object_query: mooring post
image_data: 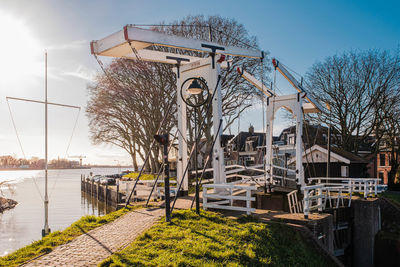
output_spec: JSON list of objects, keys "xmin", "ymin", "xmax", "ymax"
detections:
[
  {"xmin": 105, "ymin": 184, "xmax": 108, "ymax": 204},
  {"xmin": 97, "ymin": 182, "xmax": 100, "ymax": 201},
  {"xmin": 116, "ymin": 182, "xmax": 120, "ymax": 204}
]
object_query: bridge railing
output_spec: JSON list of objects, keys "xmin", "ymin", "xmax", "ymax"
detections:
[
  {"xmin": 203, "ymin": 183, "xmax": 257, "ymax": 215},
  {"xmin": 308, "ymin": 177, "xmax": 384, "ymax": 198}
]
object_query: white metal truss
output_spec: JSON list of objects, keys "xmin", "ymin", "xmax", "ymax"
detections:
[
  {"xmin": 239, "ymin": 60, "xmax": 324, "ymax": 188},
  {"xmin": 91, "ymin": 25, "xmax": 263, "ymax": 59},
  {"xmin": 265, "ymin": 93, "xmax": 305, "ymax": 186}
]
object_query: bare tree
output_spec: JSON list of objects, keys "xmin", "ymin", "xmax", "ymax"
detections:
[
  {"xmin": 306, "ymin": 49, "xmax": 400, "ymax": 154},
  {"xmin": 87, "ymin": 60, "xmax": 176, "ymax": 172}
]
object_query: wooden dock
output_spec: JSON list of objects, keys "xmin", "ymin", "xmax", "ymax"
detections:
[{"xmin": 80, "ymin": 175, "xmax": 125, "ymax": 207}]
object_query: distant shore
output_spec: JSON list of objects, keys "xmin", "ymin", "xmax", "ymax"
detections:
[
  {"xmin": 0, "ymin": 166, "xmax": 133, "ymax": 172},
  {"xmin": 0, "ymin": 167, "xmax": 91, "ymax": 171}
]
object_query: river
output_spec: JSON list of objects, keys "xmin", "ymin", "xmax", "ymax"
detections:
[{"xmin": 0, "ymin": 168, "xmax": 123, "ymax": 256}]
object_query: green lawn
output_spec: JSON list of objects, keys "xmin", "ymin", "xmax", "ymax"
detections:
[
  {"xmin": 381, "ymin": 191, "xmax": 400, "ymax": 207},
  {"xmin": 123, "ymin": 172, "xmax": 176, "ymax": 181},
  {"xmin": 0, "ymin": 206, "xmax": 135, "ymax": 267},
  {"xmin": 100, "ymin": 210, "xmax": 335, "ymax": 267}
]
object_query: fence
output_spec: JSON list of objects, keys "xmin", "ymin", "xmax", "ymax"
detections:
[
  {"xmin": 287, "ymin": 190, "xmax": 303, "ymax": 213},
  {"xmin": 302, "ymin": 184, "xmax": 326, "ymax": 219},
  {"xmin": 308, "ymin": 177, "xmax": 384, "ymax": 198},
  {"xmin": 203, "ymin": 183, "xmax": 257, "ymax": 215}
]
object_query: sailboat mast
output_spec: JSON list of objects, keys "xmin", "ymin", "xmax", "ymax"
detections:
[{"xmin": 43, "ymin": 51, "xmax": 50, "ymax": 236}]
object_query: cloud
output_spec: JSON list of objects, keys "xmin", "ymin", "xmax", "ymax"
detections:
[
  {"xmin": 47, "ymin": 40, "xmax": 88, "ymax": 51},
  {"xmin": 62, "ymin": 65, "xmax": 95, "ymax": 82}
]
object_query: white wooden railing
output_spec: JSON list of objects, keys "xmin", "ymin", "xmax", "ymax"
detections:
[
  {"xmin": 287, "ymin": 190, "xmax": 303, "ymax": 213},
  {"xmin": 302, "ymin": 184, "xmax": 326, "ymax": 219},
  {"xmin": 203, "ymin": 184, "xmax": 256, "ymax": 215},
  {"xmin": 308, "ymin": 177, "xmax": 383, "ymax": 198}
]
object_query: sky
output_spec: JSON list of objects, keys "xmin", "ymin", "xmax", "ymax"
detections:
[{"xmin": 0, "ymin": 0, "xmax": 399, "ymax": 165}]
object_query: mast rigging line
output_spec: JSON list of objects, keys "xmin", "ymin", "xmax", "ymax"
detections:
[
  {"xmin": 6, "ymin": 97, "xmax": 82, "ymax": 200},
  {"xmin": 49, "ymin": 108, "xmax": 81, "ymax": 198},
  {"xmin": 6, "ymin": 98, "xmax": 44, "ymax": 201},
  {"xmin": 6, "ymin": 96, "xmax": 81, "ymax": 110}
]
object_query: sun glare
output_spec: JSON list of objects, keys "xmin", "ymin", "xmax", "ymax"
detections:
[{"xmin": 0, "ymin": 10, "xmax": 42, "ymax": 88}]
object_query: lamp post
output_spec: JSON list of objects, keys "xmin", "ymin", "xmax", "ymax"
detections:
[{"xmin": 181, "ymin": 77, "xmax": 210, "ymax": 214}]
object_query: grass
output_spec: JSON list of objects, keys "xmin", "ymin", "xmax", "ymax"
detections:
[
  {"xmin": 123, "ymin": 172, "xmax": 157, "ymax": 180},
  {"xmin": 99, "ymin": 210, "xmax": 335, "ymax": 267},
  {"xmin": 123, "ymin": 172, "xmax": 176, "ymax": 181},
  {"xmin": 381, "ymin": 191, "xmax": 400, "ymax": 207},
  {"xmin": 0, "ymin": 206, "xmax": 136, "ymax": 267}
]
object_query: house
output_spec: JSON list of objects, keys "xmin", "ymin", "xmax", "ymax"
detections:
[
  {"xmin": 288, "ymin": 144, "xmax": 369, "ymax": 179},
  {"xmin": 225, "ymin": 125, "xmax": 266, "ymax": 166},
  {"xmin": 367, "ymin": 137, "xmax": 400, "ymax": 184}
]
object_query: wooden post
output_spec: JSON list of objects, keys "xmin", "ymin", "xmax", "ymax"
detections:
[
  {"xmin": 105, "ymin": 184, "xmax": 108, "ymax": 204},
  {"xmin": 97, "ymin": 182, "xmax": 100, "ymax": 201},
  {"xmin": 116, "ymin": 183, "xmax": 120, "ymax": 204}
]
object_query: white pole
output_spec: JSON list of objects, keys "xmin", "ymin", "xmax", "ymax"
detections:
[{"xmin": 43, "ymin": 51, "xmax": 50, "ymax": 236}]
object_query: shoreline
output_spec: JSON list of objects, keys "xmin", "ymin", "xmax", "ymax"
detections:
[{"xmin": 0, "ymin": 166, "xmax": 134, "ymax": 172}]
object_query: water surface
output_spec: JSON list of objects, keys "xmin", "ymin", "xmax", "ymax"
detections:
[{"xmin": 0, "ymin": 168, "xmax": 121, "ymax": 256}]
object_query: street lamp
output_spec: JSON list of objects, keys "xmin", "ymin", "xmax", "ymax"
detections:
[{"xmin": 181, "ymin": 77, "xmax": 210, "ymax": 214}]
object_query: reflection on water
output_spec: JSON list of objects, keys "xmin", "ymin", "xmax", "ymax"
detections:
[
  {"xmin": 0, "ymin": 168, "xmax": 121, "ymax": 256},
  {"xmin": 81, "ymin": 192, "xmax": 115, "ymax": 217}
]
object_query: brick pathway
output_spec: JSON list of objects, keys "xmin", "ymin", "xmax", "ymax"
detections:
[{"xmin": 24, "ymin": 197, "xmax": 193, "ymax": 267}]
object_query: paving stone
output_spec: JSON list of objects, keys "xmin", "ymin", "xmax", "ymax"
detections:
[{"xmin": 25, "ymin": 198, "xmax": 192, "ymax": 267}]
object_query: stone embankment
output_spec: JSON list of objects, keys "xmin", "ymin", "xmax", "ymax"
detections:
[{"xmin": 0, "ymin": 197, "xmax": 18, "ymax": 213}]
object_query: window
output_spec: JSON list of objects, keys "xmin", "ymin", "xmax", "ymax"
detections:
[
  {"xmin": 379, "ymin": 154, "xmax": 386, "ymax": 166},
  {"xmin": 379, "ymin": 172, "xmax": 384, "ymax": 181},
  {"xmin": 288, "ymin": 134, "xmax": 295, "ymax": 145},
  {"xmin": 341, "ymin": 165, "xmax": 349, "ymax": 177}
]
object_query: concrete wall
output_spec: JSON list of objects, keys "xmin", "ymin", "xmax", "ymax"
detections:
[{"xmin": 352, "ymin": 199, "xmax": 380, "ymax": 267}]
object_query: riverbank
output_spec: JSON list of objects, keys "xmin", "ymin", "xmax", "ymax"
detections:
[
  {"xmin": 0, "ymin": 205, "xmax": 135, "ymax": 267},
  {"xmin": 0, "ymin": 168, "xmax": 122, "ymax": 257},
  {"xmin": 0, "ymin": 197, "xmax": 17, "ymax": 213}
]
